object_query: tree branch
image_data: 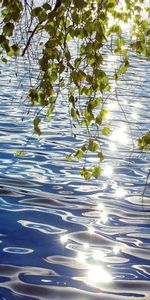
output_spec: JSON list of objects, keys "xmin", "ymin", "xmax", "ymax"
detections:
[
  {"xmin": 22, "ymin": 21, "xmax": 43, "ymax": 56},
  {"xmin": 54, "ymin": 0, "xmax": 61, "ymax": 11},
  {"xmin": 22, "ymin": 0, "xmax": 61, "ymax": 57}
]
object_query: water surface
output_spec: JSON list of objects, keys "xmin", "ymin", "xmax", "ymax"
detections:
[{"xmin": 0, "ymin": 52, "xmax": 150, "ymax": 299}]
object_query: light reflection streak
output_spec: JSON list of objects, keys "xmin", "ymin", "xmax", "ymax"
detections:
[
  {"xmin": 60, "ymin": 235, "xmax": 68, "ymax": 244},
  {"xmin": 83, "ymin": 242, "xmax": 89, "ymax": 249},
  {"xmin": 76, "ymin": 252, "xmax": 87, "ymax": 263},
  {"xmin": 109, "ymin": 142, "xmax": 117, "ymax": 152},
  {"xmin": 108, "ymin": 101, "xmax": 118, "ymax": 110},
  {"xmin": 115, "ymin": 187, "xmax": 127, "ymax": 198},
  {"xmin": 103, "ymin": 165, "xmax": 113, "ymax": 177},
  {"xmin": 131, "ymin": 112, "xmax": 139, "ymax": 120},
  {"xmin": 87, "ymin": 265, "xmax": 112, "ymax": 283},
  {"xmin": 92, "ymin": 250, "xmax": 105, "ymax": 261},
  {"xmin": 97, "ymin": 203, "xmax": 104, "ymax": 211},
  {"xmin": 107, "ymin": 54, "xmax": 117, "ymax": 63},
  {"xmin": 109, "ymin": 125, "xmax": 129, "ymax": 145},
  {"xmin": 101, "ymin": 212, "xmax": 108, "ymax": 224},
  {"xmin": 133, "ymin": 102, "xmax": 142, "ymax": 108},
  {"xmin": 88, "ymin": 227, "xmax": 95, "ymax": 234},
  {"xmin": 113, "ymin": 245, "xmax": 121, "ymax": 255}
]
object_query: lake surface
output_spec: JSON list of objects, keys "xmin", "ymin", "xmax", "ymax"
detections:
[{"xmin": 0, "ymin": 51, "xmax": 150, "ymax": 299}]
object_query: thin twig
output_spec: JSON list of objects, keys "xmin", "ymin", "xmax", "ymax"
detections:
[
  {"xmin": 22, "ymin": 0, "xmax": 62, "ymax": 56},
  {"xmin": 22, "ymin": 21, "xmax": 43, "ymax": 56}
]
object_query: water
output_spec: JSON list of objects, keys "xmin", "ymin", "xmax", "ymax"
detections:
[{"xmin": 0, "ymin": 52, "xmax": 150, "ymax": 300}]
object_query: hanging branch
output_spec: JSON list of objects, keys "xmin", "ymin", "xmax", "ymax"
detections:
[
  {"xmin": 22, "ymin": 21, "xmax": 43, "ymax": 56},
  {"xmin": 22, "ymin": 0, "xmax": 62, "ymax": 57}
]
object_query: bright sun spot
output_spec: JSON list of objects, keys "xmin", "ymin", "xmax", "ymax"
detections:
[
  {"xmin": 113, "ymin": 245, "xmax": 120, "ymax": 254},
  {"xmin": 88, "ymin": 227, "xmax": 95, "ymax": 234},
  {"xmin": 109, "ymin": 142, "xmax": 117, "ymax": 152},
  {"xmin": 107, "ymin": 54, "xmax": 117, "ymax": 63},
  {"xmin": 83, "ymin": 242, "xmax": 89, "ymax": 249},
  {"xmin": 133, "ymin": 102, "xmax": 142, "ymax": 108},
  {"xmin": 92, "ymin": 250, "xmax": 105, "ymax": 260},
  {"xmin": 87, "ymin": 265, "xmax": 112, "ymax": 283},
  {"xmin": 76, "ymin": 252, "xmax": 87, "ymax": 263},
  {"xmin": 101, "ymin": 212, "xmax": 108, "ymax": 224},
  {"xmin": 97, "ymin": 203, "xmax": 104, "ymax": 211},
  {"xmin": 115, "ymin": 187, "xmax": 127, "ymax": 198},
  {"xmin": 110, "ymin": 126, "xmax": 129, "ymax": 145},
  {"xmin": 131, "ymin": 112, "xmax": 139, "ymax": 120},
  {"xmin": 103, "ymin": 165, "xmax": 113, "ymax": 177},
  {"xmin": 60, "ymin": 235, "xmax": 68, "ymax": 243},
  {"xmin": 108, "ymin": 101, "xmax": 118, "ymax": 111}
]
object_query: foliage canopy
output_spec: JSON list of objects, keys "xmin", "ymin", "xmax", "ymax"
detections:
[{"xmin": 0, "ymin": 0, "xmax": 150, "ymax": 179}]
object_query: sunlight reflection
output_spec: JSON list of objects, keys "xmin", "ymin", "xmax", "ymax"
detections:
[
  {"xmin": 113, "ymin": 245, "xmax": 120, "ymax": 254},
  {"xmin": 87, "ymin": 265, "xmax": 112, "ymax": 283},
  {"xmin": 109, "ymin": 142, "xmax": 117, "ymax": 152},
  {"xmin": 107, "ymin": 54, "xmax": 117, "ymax": 63},
  {"xmin": 83, "ymin": 242, "xmax": 89, "ymax": 249},
  {"xmin": 103, "ymin": 165, "xmax": 113, "ymax": 177},
  {"xmin": 88, "ymin": 227, "xmax": 95, "ymax": 234},
  {"xmin": 103, "ymin": 182, "xmax": 108, "ymax": 189},
  {"xmin": 118, "ymin": 20, "xmax": 130, "ymax": 32},
  {"xmin": 111, "ymin": 180, "xmax": 118, "ymax": 189},
  {"xmin": 131, "ymin": 112, "xmax": 139, "ymax": 120},
  {"xmin": 108, "ymin": 101, "xmax": 118, "ymax": 110},
  {"xmin": 60, "ymin": 235, "xmax": 68, "ymax": 244},
  {"xmin": 76, "ymin": 252, "xmax": 87, "ymax": 263},
  {"xmin": 109, "ymin": 125, "xmax": 129, "ymax": 145},
  {"xmin": 97, "ymin": 203, "xmax": 104, "ymax": 211},
  {"xmin": 107, "ymin": 13, "xmax": 115, "ymax": 27},
  {"xmin": 105, "ymin": 111, "xmax": 112, "ymax": 120},
  {"xmin": 117, "ymin": 0, "xmax": 127, "ymax": 11},
  {"xmin": 140, "ymin": 9, "xmax": 149, "ymax": 20},
  {"xmin": 92, "ymin": 250, "xmax": 105, "ymax": 260},
  {"xmin": 133, "ymin": 102, "xmax": 142, "ymax": 108},
  {"xmin": 101, "ymin": 212, "xmax": 108, "ymax": 224},
  {"xmin": 110, "ymin": 81, "xmax": 117, "ymax": 90},
  {"xmin": 122, "ymin": 99, "xmax": 128, "ymax": 105},
  {"xmin": 115, "ymin": 187, "xmax": 127, "ymax": 198}
]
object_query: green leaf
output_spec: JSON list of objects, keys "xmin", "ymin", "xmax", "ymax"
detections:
[
  {"xmin": 2, "ymin": 57, "xmax": 7, "ymax": 63},
  {"xmin": 96, "ymin": 108, "xmax": 108, "ymax": 125},
  {"xmin": 88, "ymin": 139, "xmax": 99, "ymax": 152},
  {"xmin": 138, "ymin": 130, "xmax": 150, "ymax": 150},
  {"xmin": 98, "ymin": 152, "xmax": 104, "ymax": 162},
  {"xmin": 66, "ymin": 154, "xmax": 73, "ymax": 162},
  {"xmin": 16, "ymin": 151, "xmax": 26, "ymax": 157},
  {"xmin": 3, "ymin": 22, "xmax": 14, "ymax": 36},
  {"xmin": 71, "ymin": 107, "xmax": 77, "ymax": 120},
  {"xmin": 34, "ymin": 117, "xmax": 41, "ymax": 135},
  {"xmin": 102, "ymin": 126, "xmax": 110, "ymax": 135},
  {"xmin": 80, "ymin": 167, "xmax": 92, "ymax": 180},
  {"xmin": 92, "ymin": 165, "xmax": 102, "ymax": 178},
  {"xmin": 75, "ymin": 149, "xmax": 84, "ymax": 160}
]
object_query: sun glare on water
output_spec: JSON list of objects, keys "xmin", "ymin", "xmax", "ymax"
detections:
[{"xmin": 87, "ymin": 265, "xmax": 112, "ymax": 283}]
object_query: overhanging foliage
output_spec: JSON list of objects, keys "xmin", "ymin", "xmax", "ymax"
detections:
[{"xmin": 0, "ymin": 0, "xmax": 150, "ymax": 179}]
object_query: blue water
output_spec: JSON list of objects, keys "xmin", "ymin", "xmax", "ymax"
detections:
[{"xmin": 0, "ymin": 52, "xmax": 150, "ymax": 300}]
